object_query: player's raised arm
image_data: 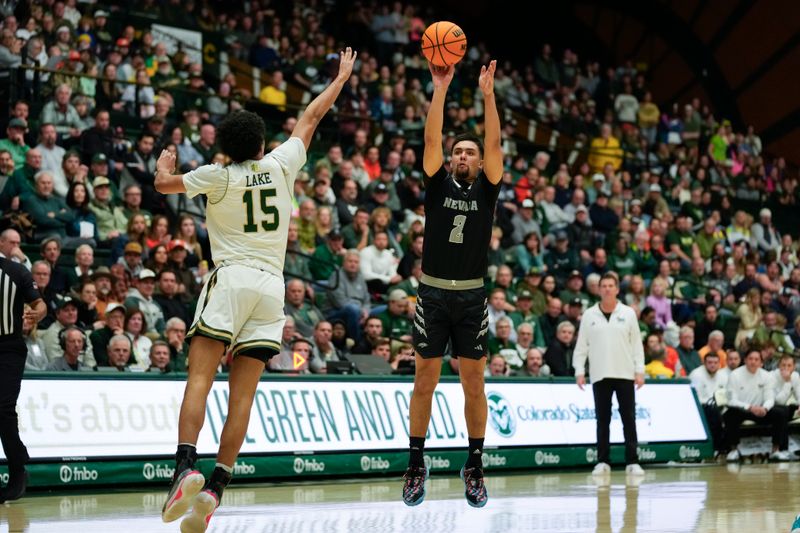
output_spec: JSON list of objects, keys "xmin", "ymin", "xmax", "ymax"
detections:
[
  {"xmin": 422, "ymin": 63, "xmax": 455, "ymax": 177},
  {"xmin": 292, "ymin": 47, "xmax": 357, "ymax": 150},
  {"xmin": 154, "ymin": 149, "xmax": 186, "ymax": 194},
  {"xmin": 479, "ymin": 60, "xmax": 502, "ymax": 185}
]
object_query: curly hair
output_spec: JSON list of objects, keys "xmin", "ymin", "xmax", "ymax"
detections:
[{"xmin": 217, "ymin": 110, "xmax": 266, "ymax": 163}]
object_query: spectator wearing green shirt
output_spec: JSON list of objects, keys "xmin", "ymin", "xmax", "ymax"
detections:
[
  {"xmin": 515, "ymin": 266, "xmax": 548, "ymax": 316},
  {"xmin": 508, "ymin": 290, "xmax": 546, "ymax": 348},
  {"xmin": 377, "ymin": 289, "xmax": 413, "ymax": 342},
  {"xmin": 389, "ymin": 259, "xmax": 421, "ymax": 299},
  {"xmin": 608, "ymin": 235, "xmax": 637, "ymax": 284},
  {"xmin": 666, "ymin": 215, "xmax": 698, "ymax": 268},
  {"xmin": 1, "ymin": 147, "xmax": 41, "ymax": 210},
  {"xmin": 488, "ymin": 316, "xmax": 515, "ymax": 357},
  {"xmin": 284, "ymin": 279, "xmax": 326, "ymax": 339},
  {"xmin": 558, "ymin": 270, "xmax": 589, "ymax": 309},
  {"xmin": 341, "ymin": 207, "xmax": 371, "ymax": 251},
  {"xmin": 310, "ymin": 230, "xmax": 345, "ymax": 281},
  {"xmin": 88, "ymin": 176, "xmax": 127, "ymax": 243},
  {"xmin": 0, "ymin": 118, "xmax": 30, "ymax": 168},
  {"xmin": 21, "ymin": 170, "xmax": 76, "ymax": 242},
  {"xmin": 753, "ymin": 311, "xmax": 794, "ymax": 356},
  {"xmin": 696, "ymin": 218, "xmax": 726, "ymax": 260},
  {"xmin": 631, "ymin": 231, "xmax": 659, "ymax": 281}
]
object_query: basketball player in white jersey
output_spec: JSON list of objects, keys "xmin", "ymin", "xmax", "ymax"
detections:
[{"xmin": 154, "ymin": 48, "xmax": 356, "ymax": 533}]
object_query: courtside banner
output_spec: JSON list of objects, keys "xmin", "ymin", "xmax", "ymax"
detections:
[{"xmin": 7, "ymin": 378, "xmax": 707, "ymax": 460}]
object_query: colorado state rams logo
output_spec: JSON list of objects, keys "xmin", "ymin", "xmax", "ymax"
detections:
[{"xmin": 487, "ymin": 391, "xmax": 516, "ymax": 438}]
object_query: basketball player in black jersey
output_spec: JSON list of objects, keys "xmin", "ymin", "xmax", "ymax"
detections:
[{"xmin": 402, "ymin": 59, "xmax": 502, "ymax": 508}]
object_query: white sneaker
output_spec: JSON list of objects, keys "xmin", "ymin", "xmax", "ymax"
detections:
[
  {"xmin": 592, "ymin": 462, "xmax": 611, "ymax": 475},
  {"xmin": 625, "ymin": 463, "xmax": 645, "ymax": 476},
  {"xmin": 770, "ymin": 450, "xmax": 792, "ymax": 462},
  {"xmin": 726, "ymin": 449, "xmax": 740, "ymax": 462}
]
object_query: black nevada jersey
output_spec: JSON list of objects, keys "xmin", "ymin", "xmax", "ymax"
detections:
[{"xmin": 421, "ymin": 165, "xmax": 500, "ymax": 280}]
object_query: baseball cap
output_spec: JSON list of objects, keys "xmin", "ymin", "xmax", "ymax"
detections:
[
  {"xmin": 91, "ymin": 153, "xmax": 108, "ymax": 164},
  {"xmin": 92, "ymin": 176, "xmax": 110, "ymax": 188},
  {"xmin": 517, "ymin": 289, "xmax": 533, "ymax": 300},
  {"xmin": 94, "ymin": 9, "xmax": 109, "ymax": 18},
  {"xmin": 375, "ymin": 183, "xmax": 389, "ymax": 193},
  {"xmin": 116, "ymin": 38, "xmax": 130, "ymax": 48},
  {"xmin": 15, "ymin": 29, "xmax": 31, "ymax": 41},
  {"xmin": 56, "ymin": 296, "xmax": 78, "ymax": 310},
  {"xmin": 630, "ymin": 198, "xmax": 642, "ymax": 206},
  {"xmin": 570, "ymin": 297, "xmax": 583, "ymax": 307},
  {"xmin": 7, "ymin": 118, "xmax": 27, "ymax": 129},
  {"xmin": 328, "ymin": 229, "xmax": 343, "ymax": 240},
  {"xmin": 575, "ymin": 205, "xmax": 588, "ymax": 213},
  {"xmin": 527, "ymin": 265, "xmax": 544, "ymax": 276},
  {"xmin": 388, "ymin": 289, "xmax": 408, "ymax": 302},
  {"xmin": 56, "ymin": 25, "xmax": 70, "ymax": 34},
  {"xmin": 91, "ymin": 266, "xmax": 114, "ymax": 281},
  {"xmin": 568, "ymin": 270, "xmax": 582, "ymax": 279},
  {"xmin": 168, "ymin": 239, "xmax": 188, "ymax": 252},
  {"xmin": 138, "ymin": 269, "xmax": 156, "ymax": 280},
  {"xmin": 592, "ymin": 173, "xmax": 605, "ymax": 182},
  {"xmin": 649, "ymin": 184, "xmax": 662, "ymax": 193},
  {"xmin": 555, "ymin": 231, "xmax": 569, "ymax": 241},
  {"xmin": 521, "ymin": 198, "xmax": 534, "ymax": 208},
  {"xmin": 409, "ymin": 170, "xmax": 422, "ymax": 181},
  {"xmin": 105, "ymin": 302, "xmax": 126, "ymax": 315},
  {"xmin": 124, "ymin": 242, "xmax": 143, "ymax": 254}
]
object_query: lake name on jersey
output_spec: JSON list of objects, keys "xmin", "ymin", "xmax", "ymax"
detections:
[
  {"xmin": 246, "ymin": 172, "xmax": 273, "ymax": 187},
  {"xmin": 443, "ymin": 197, "xmax": 478, "ymax": 212}
]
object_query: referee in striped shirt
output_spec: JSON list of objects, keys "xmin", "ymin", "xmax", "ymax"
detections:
[
  {"xmin": 0, "ymin": 255, "xmax": 46, "ymax": 502},
  {"xmin": 573, "ymin": 272, "xmax": 646, "ymax": 477}
]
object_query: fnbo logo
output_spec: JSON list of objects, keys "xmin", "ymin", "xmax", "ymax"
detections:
[
  {"xmin": 679, "ymin": 445, "xmax": 701, "ymax": 460},
  {"xmin": 293, "ymin": 457, "xmax": 325, "ymax": 474},
  {"xmin": 586, "ymin": 448, "xmax": 598, "ymax": 463},
  {"xmin": 486, "ymin": 391, "xmax": 516, "ymax": 438},
  {"xmin": 0, "ymin": 472, "xmax": 8, "ymax": 484}
]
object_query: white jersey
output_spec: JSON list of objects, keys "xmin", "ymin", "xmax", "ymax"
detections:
[{"xmin": 182, "ymin": 136, "xmax": 306, "ymax": 275}]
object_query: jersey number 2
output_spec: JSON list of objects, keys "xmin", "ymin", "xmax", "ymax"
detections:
[
  {"xmin": 449, "ymin": 214, "xmax": 466, "ymax": 244},
  {"xmin": 243, "ymin": 189, "xmax": 279, "ymax": 232}
]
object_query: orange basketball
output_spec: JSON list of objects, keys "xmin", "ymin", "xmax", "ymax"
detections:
[{"xmin": 421, "ymin": 21, "xmax": 467, "ymax": 67}]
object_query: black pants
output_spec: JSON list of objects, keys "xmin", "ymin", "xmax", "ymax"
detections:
[
  {"xmin": 702, "ymin": 404, "xmax": 726, "ymax": 452},
  {"xmin": 0, "ymin": 342, "xmax": 28, "ymax": 472},
  {"xmin": 593, "ymin": 378, "xmax": 638, "ymax": 465},
  {"xmin": 723, "ymin": 406, "xmax": 787, "ymax": 450}
]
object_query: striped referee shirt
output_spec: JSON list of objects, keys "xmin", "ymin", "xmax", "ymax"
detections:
[{"xmin": 0, "ymin": 257, "xmax": 42, "ymax": 338}]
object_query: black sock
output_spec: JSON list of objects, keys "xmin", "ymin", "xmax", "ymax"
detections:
[
  {"xmin": 205, "ymin": 466, "xmax": 232, "ymax": 501},
  {"xmin": 466, "ymin": 438, "xmax": 484, "ymax": 468},
  {"xmin": 409, "ymin": 437, "xmax": 425, "ymax": 468},
  {"xmin": 175, "ymin": 443, "xmax": 198, "ymax": 474}
]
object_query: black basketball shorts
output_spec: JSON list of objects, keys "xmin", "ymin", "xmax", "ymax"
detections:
[{"xmin": 412, "ymin": 283, "xmax": 488, "ymax": 360}]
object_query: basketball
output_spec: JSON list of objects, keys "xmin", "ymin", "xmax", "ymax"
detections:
[{"xmin": 421, "ymin": 21, "xmax": 467, "ymax": 67}]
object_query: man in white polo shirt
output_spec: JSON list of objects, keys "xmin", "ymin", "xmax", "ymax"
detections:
[
  {"xmin": 688, "ymin": 351, "xmax": 728, "ymax": 455},
  {"xmin": 573, "ymin": 271, "xmax": 645, "ymax": 476},
  {"xmin": 724, "ymin": 348, "xmax": 790, "ymax": 462}
]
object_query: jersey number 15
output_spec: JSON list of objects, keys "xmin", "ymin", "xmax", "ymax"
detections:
[{"xmin": 243, "ymin": 189, "xmax": 279, "ymax": 232}]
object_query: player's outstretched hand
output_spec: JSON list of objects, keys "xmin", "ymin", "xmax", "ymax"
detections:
[
  {"xmin": 336, "ymin": 47, "xmax": 357, "ymax": 83},
  {"xmin": 478, "ymin": 59, "xmax": 496, "ymax": 96},
  {"xmin": 157, "ymin": 149, "xmax": 177, "ymax": 174},
  {"xmin": 429, "ymin": 63, "xmax": 454, "ymax": 90}
]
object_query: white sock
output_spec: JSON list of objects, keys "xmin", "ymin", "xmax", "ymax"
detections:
[{"xmin": 215, "ymin": 462, "xmax": 233, "ymax": 474}]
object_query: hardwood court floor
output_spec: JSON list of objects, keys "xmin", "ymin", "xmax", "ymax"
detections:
[{"xmin": 2, "ymin": 463, "xmax": 800, "ymax": 532}]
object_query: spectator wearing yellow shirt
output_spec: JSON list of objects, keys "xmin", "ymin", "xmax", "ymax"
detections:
[
  {"xmin": 588, "ymin": 124, "xmax": 623, "ymax": 173},
  {"xmin": 258, "ymin": 70, "xmax": 287, "ymax": 111},
  {"xmin": 644, "ymin": 332, "xmax": 675, "ymax": 379},
  {"xmin": 637, "ymin": 91, "xmax": 659, "ymax": 145}
]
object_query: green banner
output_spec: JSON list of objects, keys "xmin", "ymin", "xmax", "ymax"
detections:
[{"xmin": 1, "ymin": 441, "xmax": 710, "ymax": 489}]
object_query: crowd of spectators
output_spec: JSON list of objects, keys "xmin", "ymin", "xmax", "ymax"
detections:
[{"xmin": 0, "ymin": 2, "xmax": 798, "ymax": 387}]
